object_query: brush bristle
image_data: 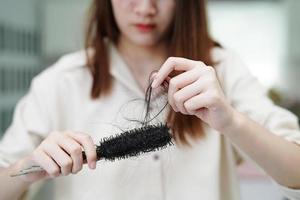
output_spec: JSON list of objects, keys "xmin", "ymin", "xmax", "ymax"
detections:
[{"xmin": 94, "ymin": 123, "xmax": 173, "ymax": 161}]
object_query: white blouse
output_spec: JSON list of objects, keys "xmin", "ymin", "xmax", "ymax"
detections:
[{"xmin": 1, "ymin": 44, "xmax": 300, "ymax": 200}]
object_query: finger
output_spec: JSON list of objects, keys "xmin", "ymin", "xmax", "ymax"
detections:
[
  {"xmin": 165, "ymin": 76, "xmax": 171, "ymax": 83},
  {"xmin": 184, "ymin": 92, "xmax": 210, "ymax": 113},
  {"xmin": 174, "ymin": 79, "xmax": 207, "ymax": 101},
  {"xmin": 168, "ymin": 79, "xmax": 179, "ymax": 112},
  {"xmin": 161, "ymin": 76, "xmax": 171, "ymax": 90},
  {"xmin": 67, "ymin": 132, "xmax": 97, "ymax": 170},
  {"xmin": 169, "ymin": 69, "xmax": 205, "ymax": 113},
  {"xmin": 173, "ymin": 79, "xmax": 208, "ymax": 114},
  {"xmin": 170, "ymin": 68, "xmax": 203, "ymax": 89},
  {"xmin": 43, "ymin": 142, "xmax": 73, "ymax": 176},
  {"xmin": 152, "ymin": 57, "xmax": 202, "ymax": 88},
  {"xmin": 150, "ymin": 72, "xmax": 158, "ymax": 81},
  {"xmin": 195, "ymin": 107, "xmax": 209, "ymax": 121},
  {"xmin": 32, "ymin": 149, "xmax": 60, "ymax": 178},
  {"xmin": 167, "ymin": 68, "xmax": 201, "ymax": 112},
  {"xmin": 58, "ymin": 137, "xmax": 83, "ymax": 174}
]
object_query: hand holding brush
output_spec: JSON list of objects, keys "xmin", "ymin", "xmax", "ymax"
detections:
[{"xmin": 10, "ymin": 124, "xmax": 172, "ymax": 181}]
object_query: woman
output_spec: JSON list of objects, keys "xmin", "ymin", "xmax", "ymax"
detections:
[{"xmin": 0, "ymin": 0, "xmax": 300, "ymax": 199}]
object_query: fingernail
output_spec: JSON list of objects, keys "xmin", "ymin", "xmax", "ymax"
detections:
[{"xmin": 150, "ymin": 72, "xmax": 157, "ymax": 80}]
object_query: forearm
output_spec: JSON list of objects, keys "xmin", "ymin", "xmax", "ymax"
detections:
[
  {"xmin": 223, "ymin": 110, "xmax": 300, "ymax": 189},
  {"xmin": 0, "ymin": 164, "xmax": 30, "ymax": 200}
]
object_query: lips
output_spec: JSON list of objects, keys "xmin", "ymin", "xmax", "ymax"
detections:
[{"xmin": 135, "ymin": 23, "xmax": 156, "ymax": 33}]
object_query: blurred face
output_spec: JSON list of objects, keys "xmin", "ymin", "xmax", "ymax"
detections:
[{"xmin": 111, "ymin": 0, "xmax": 176, "ymax": 46}]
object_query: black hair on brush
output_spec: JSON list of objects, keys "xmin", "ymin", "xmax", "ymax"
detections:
[{"xmin": 83, "ymin": 123, "xmax": 172, "ymax": 162}]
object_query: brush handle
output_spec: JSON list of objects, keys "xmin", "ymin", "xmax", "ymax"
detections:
[
  {"xmin": 10, "ymin": 165, "xmax": 45, "ymax": 177},
  {"xmin": 10, "ymin": 151, "xmax": 92, "ymax": 177}
]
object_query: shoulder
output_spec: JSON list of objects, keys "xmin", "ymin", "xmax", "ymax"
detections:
[
  {"xmin": 210, "ymin": 47, "xmax": 256, "ymax": 96},
  {"xmin": 211, "ymin": 47, "xmax": 250, "ymax": 76},
  {"xmin": 32, "ymin": 50, "xmax": 91, "ymax": 90},
  {"xmin": 211, "ymin": 46, "xmax": 252, "ymax": 78},
  {"xmin": 26, "ymin": 50, "xmax": 93, "ymax": 106}
]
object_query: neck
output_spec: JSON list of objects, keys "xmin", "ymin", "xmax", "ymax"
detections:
[
  {"xmin": 117, "ymin": 36, "xmax": 168, "ymax": 75},
  {"xmin": 116, "ymin": 36, "xmax": 169, "ymax": 92}
]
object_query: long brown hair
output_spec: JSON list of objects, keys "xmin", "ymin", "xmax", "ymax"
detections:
[{"xmin": 85, "ymin": 0, "xmax": 217, "ymax": 145}]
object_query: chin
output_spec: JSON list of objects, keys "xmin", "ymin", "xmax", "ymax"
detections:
[{"xmin": 129, "ymin": 36, "xmax": 161, "ymax": 47}]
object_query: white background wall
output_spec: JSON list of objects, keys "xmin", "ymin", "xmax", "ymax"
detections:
[
  {"xmin": 208, "ymin": 1, "xmax": 287, "ymax": 89},
  {"xmin": 42, "ymin": 0, "xmax": 90, "ymax": 60},
  {"xmin": 0, "ymin": 0, "xmax": 39, "ymax": 29}
]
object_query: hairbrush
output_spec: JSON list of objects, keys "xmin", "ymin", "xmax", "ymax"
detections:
[{"xmin": 10, "ymin": 123, "xmax": 173, "ymax": 177}]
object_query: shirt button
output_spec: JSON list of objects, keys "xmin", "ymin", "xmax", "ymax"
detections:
[{"xmin": 153, "ymin": 154, "xmax": 159, "ymax": 161}]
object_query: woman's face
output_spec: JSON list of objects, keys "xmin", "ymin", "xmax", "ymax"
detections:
[{"xmin": 111, "ymin": 0, "xmax": 175, "ymax": 46}]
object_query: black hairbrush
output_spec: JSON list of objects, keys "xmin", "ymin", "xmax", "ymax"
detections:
[{"xmin": 11, "ymin": 123, "xmax": 173, "ymax": 177}]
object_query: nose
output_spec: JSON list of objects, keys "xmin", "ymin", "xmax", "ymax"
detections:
[{"xmin": 133, "ymin": 0, "xmax": 157, "ymax": 17}]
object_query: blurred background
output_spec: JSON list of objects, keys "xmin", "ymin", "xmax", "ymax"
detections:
[{"xmin": 0, "ymin": 0, "xmax": 299, "ymax": 199}]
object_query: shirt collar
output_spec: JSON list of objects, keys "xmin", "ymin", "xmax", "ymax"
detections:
[{"xmin": 109, "ymin": 43, "xmax": 145, "ymax": 98}]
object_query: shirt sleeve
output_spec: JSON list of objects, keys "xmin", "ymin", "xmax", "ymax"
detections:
[
  {"xmin": 220, "ymin": 50, "xmax": 300, "ymax": 198},
  {"xmin": 222, "ymin": 50, "xmax": 300, "ymax": 144},
  {"xmin": 0, "ymin": 76, "xmax": 52, "ymax": 168},
  {"xmin": 279, "ymin": 185, "xmax": 300, "ymax": 200}
]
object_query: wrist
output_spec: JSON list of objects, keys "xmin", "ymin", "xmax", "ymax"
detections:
[
  {"xmin": 221, "ymin": 109, "xmax": 245, "ymax": 137},
  {"xmin": 10, "ymin": 157, "xmax": 37, "ymax": 186}
]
